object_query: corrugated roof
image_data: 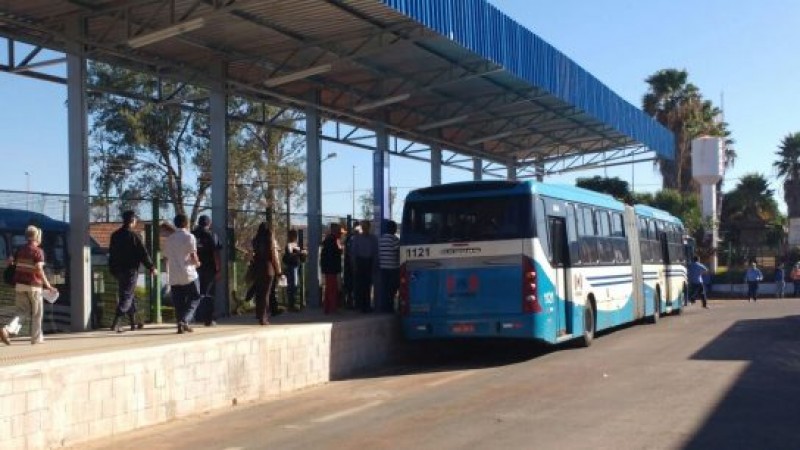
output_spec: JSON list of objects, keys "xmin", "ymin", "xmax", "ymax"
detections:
[{"xmin": 0, "ymin": 0, "xmax": 674, "ymax": 172}]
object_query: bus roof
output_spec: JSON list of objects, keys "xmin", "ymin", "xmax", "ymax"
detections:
[
  {"xmin": 0, "ymin": 208, "xmax": 69, "ymax": 232},
  {"xmin": 406, "ymin": 181, "xmax": 625, "ymax": 211},
  {"xmin": 633, "ymin": 204, "xmax": 684, "ymax": 225}
]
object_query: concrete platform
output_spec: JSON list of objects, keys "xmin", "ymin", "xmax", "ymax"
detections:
[{"xmin": 0, "ymin": 310, "xmax": 400, "ymax": 450}]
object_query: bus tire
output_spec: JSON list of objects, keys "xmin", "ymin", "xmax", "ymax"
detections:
[
  {"xmin": 675, "ymin": 284, "xmax": 687, "ymax": 316},
  {"xmin": 578, "ymin": 299, "xmax": 595, "ymax": 347},
  {"xmin": 648, "ymin": 289, "xmax": 661, "ymax": 324}
]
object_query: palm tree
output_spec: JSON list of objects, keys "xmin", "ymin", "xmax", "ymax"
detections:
[
  {"xmin": 720, "ymin": 173, "xmax": 781, "ymax": 247},
  {"xmin": 642, "ymin": 69, "xmax": 735, "ymax": 193},
  {"xmin": 774, "ymin": 132, "xmax": 800, "ymax": 217}
]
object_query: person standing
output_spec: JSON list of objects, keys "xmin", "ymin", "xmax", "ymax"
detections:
[
  {"xmin": 252, "ymin": 222, "xmax": 282, "ymax": 325},
  {"xmin": 351, "ymin": 220, "xmax": 379, "ymax": 313},
  {"xmin": 320, "ymin": 223, "xmax": 343, "ymax": 314},
  {"xmin": 163, "ymin": 214, "xmax": 202, "ymax": 334},
  {"xmin": 108, "ymin": 210, "xmax": 156, "ymax": 333},
  {"xmin": 378, "ymin": 220, "xmax": 400, "ymax": 313},
  {"xmin": 342, "ymin": 222, "xmax": 360, "ymax": 310},
  {"xmin": 687, "ymin": 256, "xmax": 709, "ymax": 309},
  {"xmin": 283, "ymin": 229, "xmax": 307, "ymax": 312},
  {"xmin": 791, "ymin": 263, "xmax": 800, "ymax": 297},
  {"xmin": 744, "ymin": 260, "xmax": 763, "ymax": 302},
  {"xmin": 1, "ymin": 226, "xmax": 58, "ymax": 346},
  {"xmin": 774, "ymin": 264, "xmax": 786, "ymax": 299},
  {"xmin": 192, "ymin": 215, "xmax": 222, "ymax": 327}
]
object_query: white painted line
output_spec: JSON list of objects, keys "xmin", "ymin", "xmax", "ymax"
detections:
[
  {"xmin": 425, "ymin": 371, "xmax": 475, "ymax": 388},
  {"xmin": 311, "ymin": 400, "xmax": 384, "ymax": 423}
]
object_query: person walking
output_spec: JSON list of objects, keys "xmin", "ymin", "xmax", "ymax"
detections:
[
  {"xmin": 774, "ymin": 264, "xmax": 786, "ymax": 299},
  {"xmin": 342, "ymin": 222, "xmax": 360, "ymax": 310},
  {"xmin": 744, "ymin": 260, "xmax": 763, "ymax": 302},
  {"xmin": 378, "ymin": 220, "xmax": 400, "ymax": 314},
  {"xmin": 251, "ymin": 222, "xmax": 282, "ymax": 325},
  {"xmin": 791, "ymin": 263, "xmax": 800, "ymax": 297},
  {"xmin": 192, "ymin": 215, "xmax": 222, "ymax": 327},
  {"xmin": 163, "ymin": 214, "xmax": 202, "ymax": 334},
  {"xmin": 351, "ymin": 220, "xmax": 379, "ymax": 313},
  {"xmin": 320, "ymin": 223, "xmax": 343, "ymax": 314},
  {"xmin": 283, "ymin": 229, "xmax": 307, "ymax": 312},
  {"xmin": 687, "ymin": 256, "xmax": 709, "ymax": 309},
  {"xmin": 1, "ymin": 225, "xmax": 58, "ymax": 346},
  {"xmin": 108, "ymin": 210, "xmax": 156, "ymax": 333}
]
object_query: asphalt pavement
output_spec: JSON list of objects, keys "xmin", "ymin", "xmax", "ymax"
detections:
[{"xmin": 75, "ymin": 298, "xmax": 800, "ymax": 450}]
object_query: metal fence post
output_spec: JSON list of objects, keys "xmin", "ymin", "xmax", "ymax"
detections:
[{"xmin": 151, "ymin": 197, "xmax": 162, "ymax": 323}]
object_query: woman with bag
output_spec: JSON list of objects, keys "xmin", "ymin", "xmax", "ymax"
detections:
[
  {"xmin": 251, "ymin": 222, "xmax": 282, "ymax": 325},
  {"xmin": 1, "ymin": 225, "xmax": 58, "ymax": 346}
]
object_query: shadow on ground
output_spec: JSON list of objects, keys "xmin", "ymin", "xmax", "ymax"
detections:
[{"xmin": 685, "ymin": 314, "xmax": 800, "ymax": 449}]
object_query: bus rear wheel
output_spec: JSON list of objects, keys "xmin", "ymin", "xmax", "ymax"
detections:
[
  {"xmin": 648, "ymin": 290, "xmax": 661, "ymax": 324},
  {"xmin": 578, "ymin": 301, "xmax": 595, "ymax": 347}
]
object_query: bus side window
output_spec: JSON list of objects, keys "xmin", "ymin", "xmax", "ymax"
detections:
[
  {"xmin": 536, "ymin": 198, "xmax": 551, "ymax": 260},
  {"xmin": 566, "ymin": 204, "xmax": 581, "ymax": 266},
  {"xmin": 0, "ymin": 236, "xmax": 7, "ymax": 260}
]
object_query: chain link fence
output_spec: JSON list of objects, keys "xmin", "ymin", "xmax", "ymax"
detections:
[{"xmin": 0, "ymin": 190, "xmax": 363, "ymax": 333}]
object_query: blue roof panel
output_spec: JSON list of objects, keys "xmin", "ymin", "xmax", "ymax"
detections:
[{"xmin": 381, "ymin": 0, "xmax": 675, "ymax": 160}]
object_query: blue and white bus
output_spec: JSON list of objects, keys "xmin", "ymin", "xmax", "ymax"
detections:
[{"xmin": 398, "ymin": 181, "xmax": 688, "ymax": 346}]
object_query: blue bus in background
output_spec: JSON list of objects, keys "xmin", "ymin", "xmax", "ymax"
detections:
[
  {"xmin": 398, "ymin": 181, "xmax": 687, "ymax": 347},
  {"xmin": 0, "ymin": 208, "xmax": 72, "ymax": 332}
]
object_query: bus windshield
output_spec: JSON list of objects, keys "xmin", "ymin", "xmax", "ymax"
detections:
[{"xmin": 401, "ymin": 195, "xmax": 532, "ymax": 245}]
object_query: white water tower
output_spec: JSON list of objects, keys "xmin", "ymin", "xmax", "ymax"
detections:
[{"xmin": 692, "ymin": 137, "xmax": 725, "ymax": 272}]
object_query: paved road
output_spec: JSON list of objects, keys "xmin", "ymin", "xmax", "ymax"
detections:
[{"xmin": 79, "ymin": 299, "xmax": 800, "ymax": 450}]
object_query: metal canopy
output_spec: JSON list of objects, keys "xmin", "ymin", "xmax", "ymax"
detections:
[{"xmin": 0, "ymin": 0, "xmax": 675, "ymax": 173}]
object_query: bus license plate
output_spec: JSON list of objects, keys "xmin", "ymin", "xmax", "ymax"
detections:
[{"xmin": 452, "ymin": 323, "xmax": 475, "ymax": 333}]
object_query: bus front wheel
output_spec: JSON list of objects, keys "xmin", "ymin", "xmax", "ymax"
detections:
[{"xmin": 578, "ymin": 301, "xmax": 595, "ymax": 347}]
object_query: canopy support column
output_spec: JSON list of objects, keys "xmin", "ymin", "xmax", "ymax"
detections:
[
  {"xmin": 66, "ymin": 19, "xmax": 91, "ymax": 332},
  {"xmin": 305, "ymin": 93, "xmax": 322, "ymax": 309},
  {"xmin": 210, "ymin": 63, "xmax": 229, "ymax": 317},
  {"xmin": 431, "ymin": 145, "xmax": 442, "ymax": 186}
]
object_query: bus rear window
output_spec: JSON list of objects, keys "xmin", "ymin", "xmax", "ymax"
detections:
[{"xmin": 401, "ymin": 196, "xmax": 532, "ymax": 244}]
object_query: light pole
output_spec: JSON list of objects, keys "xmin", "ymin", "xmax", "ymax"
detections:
[{"xmin": 352, "ymin": 165, "xmax": 356, "ymax": 220}]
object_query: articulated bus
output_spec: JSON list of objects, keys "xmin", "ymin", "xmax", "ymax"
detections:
[{"xmin": 398, "ymin": 181, "xmax": 688, "ymax": 347}]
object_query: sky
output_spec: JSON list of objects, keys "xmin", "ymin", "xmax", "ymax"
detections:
[{"xmin": 1, "ymin": 0, "xmax": 799, "ymax": 219}]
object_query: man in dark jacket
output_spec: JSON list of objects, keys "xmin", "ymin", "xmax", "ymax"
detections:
[
  {"xmin": 108, "ymin": 210, "xmax": 156, "ymax": 332},
  {"xmin": 192, "ymin": 215, "xmax": 222, "ymax": 326},
  {"xmin": 320, "ymin": 223, "xmax": 343, "ymax": 314}
]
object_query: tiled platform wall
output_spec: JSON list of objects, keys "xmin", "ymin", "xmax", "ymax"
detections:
[{"xmin": 0, "ymin": 317, "xmax": 399, "ymax": 450}]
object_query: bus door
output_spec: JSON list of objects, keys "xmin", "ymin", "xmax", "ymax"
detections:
[
  {"xmin": 660, "ymin": 231, "xmax": 672, "ymax": 305},
  {"xmin": 548, "ymin": 216, "xmax": 571, "ymax": 335}
]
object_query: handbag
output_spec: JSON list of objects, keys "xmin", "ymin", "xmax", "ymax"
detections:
[
  {"xmin": 244, "ymin": 261, "xmax": 257, "ymax": 285},
  {"xmin": 3, "ymin": 250, "xmax": 17, "ymax": 286},
  {"xmin": 3, "ymin": 263, "xmax": 15, "ymax": 286}
]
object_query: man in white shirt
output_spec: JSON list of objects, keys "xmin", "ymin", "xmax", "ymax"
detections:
[{"xmin": 164, "ymin": 214, "xmax": 202, "ymax": 334}]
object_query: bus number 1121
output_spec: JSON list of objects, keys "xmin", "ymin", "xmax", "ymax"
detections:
[{"xmin": 406, "ymin": 247, "xmax": 430, "ymax": 258}]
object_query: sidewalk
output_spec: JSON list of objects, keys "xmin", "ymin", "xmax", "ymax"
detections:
[
  {"xmin": 0, "ymin": 309, "xmax": 399, "ymax": 450},
  {"xmin": 0, "ymin": 309, "xmax": 386, "ymax": 366}
]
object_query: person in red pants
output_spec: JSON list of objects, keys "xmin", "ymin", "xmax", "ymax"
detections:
[{"xmin": 320, "ymin": 223, "xmax": 343, "ymax": 314}]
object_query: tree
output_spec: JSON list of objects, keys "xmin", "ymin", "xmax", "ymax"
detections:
[
  {"xmin": 773, "ymin": 132, "xmax": 800, "ymax": 218},
  {"xmin": 642, "ymin": 69, "xmax": 736, "ymax": 193},
  {"xmin": 576, "ymin": 176, "xmax": 633, "ymax": 203},
  {"xmin": 87, "ymin": 62, "xmax": 210, "ymax": 223},
  {"xmin": 719, "ymin": 173, "xmax": 782, "ymax": 248},
  {"xmin": 226, "ymin": 100, "xmax": 305, "ymax": 259},
  {"xmin": 358, "ymin": 188, "xmax": 398, "ymax": 223}
]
